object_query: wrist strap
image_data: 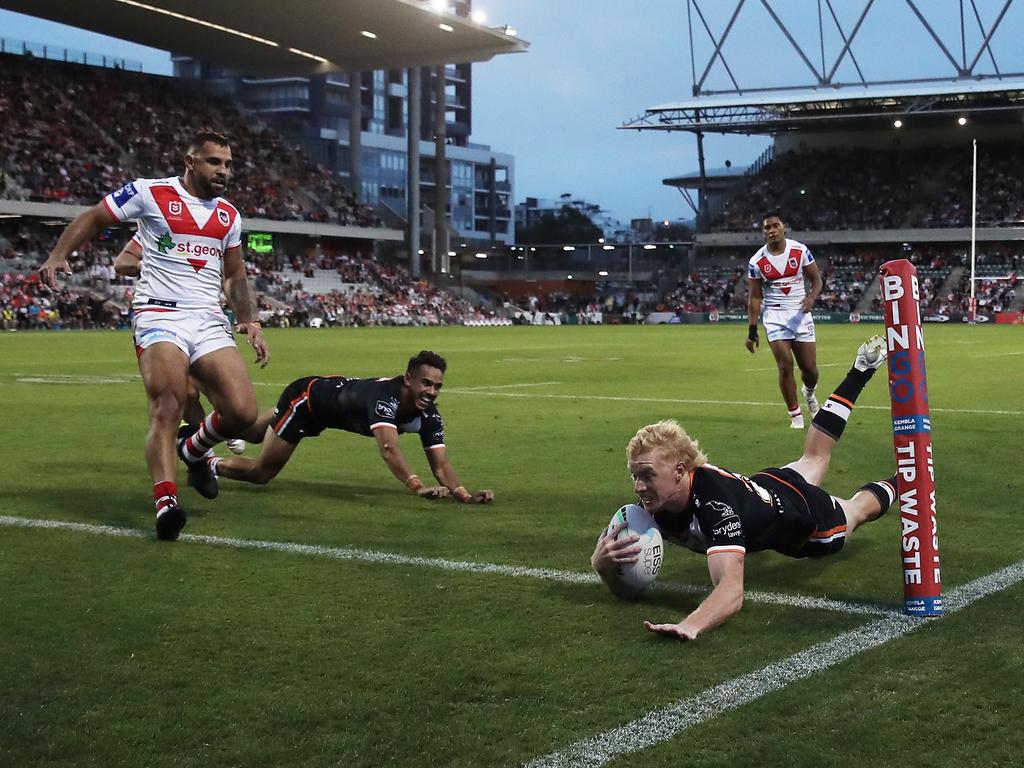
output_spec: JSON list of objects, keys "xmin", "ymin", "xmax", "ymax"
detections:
[{"xmin": 747, "ymin": 323, "xmax": 758, "ymax": 341}]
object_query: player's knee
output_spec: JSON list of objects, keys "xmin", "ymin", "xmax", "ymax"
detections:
[
  {"xmin": 777, "ymin": 359, "xmax": 795, "ymax": 376},
  {"xmin": 150, "ymin": 390, "xmax": 187, "ymax": 424},
  {"xmin": 252, "ymin": 464, "xmax": 280, "ymax": 485}
]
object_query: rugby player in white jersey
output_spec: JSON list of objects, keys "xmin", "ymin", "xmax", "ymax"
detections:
[
  {"xmin": 745, "ymin": 212, "xmax": 823, "ymax": 429},
  {"xmin": 39, "ymin": 130, "xmax": 268, "ymax": 541}
]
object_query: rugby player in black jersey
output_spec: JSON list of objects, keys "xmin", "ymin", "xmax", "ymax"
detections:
[
  {"xmin": 203, "ymin": 350, "xmax": 494, "ymax": 504},
  {"xmin": 592, "ymin": 337, "xmax": 897, "ymax": 639}
]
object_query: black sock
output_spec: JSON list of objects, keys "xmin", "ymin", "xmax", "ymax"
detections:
[
  {"xmin": 810, "ymin": 366, "xmax": 876, "ymax": 441},
  {"xmin": 859, "ymin": 475, "xmax": 898, "ymax": 518}
]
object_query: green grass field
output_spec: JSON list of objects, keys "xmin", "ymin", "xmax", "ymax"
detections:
[{"xmin": 1, "ymin": 324, "xmax": 1021, "ymax": 767}]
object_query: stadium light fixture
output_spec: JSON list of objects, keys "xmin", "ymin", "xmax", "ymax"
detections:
[
  {"xmin": 567, "ymin": 274, "xmax": 573, "ymax": 280},
  {"xmin": 288, "ymin": 48, "xmax": 328, "ymax": 63},
  {"xmin": 563, "ymin": 245, "xmax": 576, "ymax": 251},
  {"xmin": 113, "ymin": 0, "xmax": 278, "ymax": 47},
  {"xmin": 430, "ymin": 0, "xmax": 448, "ymax": 11},
  {"xmin": 470, "ymin": 9, "xmax": 487, "ymax": 24},
  {"xmin": 893, "ymin": 119, "xmax": 903, "ymax": 128},
  {"xmin": 602, "ymin": 245, "xmax": 615, "ymax": 251},
  {"xmin": 417, "ymin": 249, "xmax": 425, "ymax": 255},
  {"xmin": 501, "ymin": 25, "xmax": 519, "ymax": 37},
  {"xmin": 598, "ymin": 270, "xmax": 609, "ymax": 276},
  {"xmin": 438, "ymin": 23, "xmax": 454, "ymax": 32},
  {"xmin": 361, "ymin": 30, "xmax": 378, "ymax": 39},
  {"xmin": 475, "ymin": 252, "xmax": 488, "ymax": 259},
  {"xmin": 958, "ymin": 116, "xmax": 968, "ymax": 126},
  {"xmin": 530, "ymin": 247, "xmax": 536, "ymax": 252},
  {"xmin": 643, "ymin": 244, "xmax": 656, "ymax": 250},
  {"xmin": 598, "ymin": 237, "xmax": 605, "ymax": 243},
  {"xmin": 447, "ymin": 251, "xmax": 457, "ymax": 257},
  {"xmin": 800, "ymin": 189, "xmax": 806, "ymax": 195}
]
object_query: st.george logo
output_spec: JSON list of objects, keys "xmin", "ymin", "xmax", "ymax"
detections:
[{"xmin": 217, "ymin": 209, "xmax": 231, "ymax": 227}]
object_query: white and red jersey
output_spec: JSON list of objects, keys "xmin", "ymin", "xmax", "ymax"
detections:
[
  {"xmin": 103, "ymin": 177, "xmax": 241, "ymax": 311},
  {"xmin": 747, "ymin": 239, "xmax": 815, "ymax": 311}
]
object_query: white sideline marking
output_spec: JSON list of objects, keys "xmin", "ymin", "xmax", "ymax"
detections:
[
  {"xmin": 0, "ymin": 515, "xmax": 893, "ymax": 617},
  {"xmin": 443, "ymin": 389, "xmax": 1024, "ymax": 417},
  {"xmin": 745, "ymin": 363, "xmax": 846, "ymax": 372},
  {"xmin": 523, "ymin": 560, "xmax": 1024, "ymax": 768}
]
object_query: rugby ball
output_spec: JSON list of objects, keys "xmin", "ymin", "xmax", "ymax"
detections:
[{"xmin": 607, "ymin": 504, "xmax": 664, "ymax": 592}]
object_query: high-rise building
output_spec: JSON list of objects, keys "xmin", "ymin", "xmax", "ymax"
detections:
[{"xmin": 172, "ymin": 2, "xmax": 513, "ymax": 249}]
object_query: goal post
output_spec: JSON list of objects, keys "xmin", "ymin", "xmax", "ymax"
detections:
[{"xmin": 879, "ymin": 259, "xmax": 943, "ymax": 617}]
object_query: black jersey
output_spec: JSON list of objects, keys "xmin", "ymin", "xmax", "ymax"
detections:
[
  {"xmin": 274, "ymin": 375, "xmax": 445, "ymax": 449},
  {"xmin": 653, "ymin": 464, "xmax": 844, "ymax": 559}
]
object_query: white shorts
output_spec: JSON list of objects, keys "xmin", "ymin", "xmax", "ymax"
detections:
[
  {"xmin": 763, "ymin": 307, "xmax": 816, "ymax": 343},
  {"xmin": 133, "ymin": 308, "xmax": 236, "ymax": 364}
]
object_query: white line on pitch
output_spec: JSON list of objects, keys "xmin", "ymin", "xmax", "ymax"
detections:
[
  {"xmin": 0, "ymin": 515, "xmax": 894, "ymax": 618},
  {"xmin": 522, "ymin": 560, "xmax": 1024, "ymax": 768},
  {"xmin": 745, "ymin": 363, "xmax": 847, "ymax": 372},
  {"xmin": 442, "ymin": 390, "xmax": 1024, "ymax": 417}
]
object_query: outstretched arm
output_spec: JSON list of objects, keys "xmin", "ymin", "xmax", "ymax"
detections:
[
  {"xmin": 644, "ymin": 551, "xmax": 745, "ymax": 640},
  {"xmin": 373, "ymin": 427, "xmax": 449, "ymax": 498},
  {"xmin": 425, "ymin": 445, "xmax": 494, "ymax": 503},
  {"xmin": 39, "ymin": 203, "xmax": 119, "ymax": 287}
]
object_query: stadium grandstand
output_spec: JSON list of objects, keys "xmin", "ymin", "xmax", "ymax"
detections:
[
  {"xmin": 623, "ymin": 0, "xmax": 1024, "ymax": 325},
  {"xmin": 0, "ymin": 0, "xmax": 528, "ymax": 329}
]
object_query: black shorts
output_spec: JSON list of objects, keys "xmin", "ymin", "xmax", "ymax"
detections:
[
  {"xmin": 271, "ymin": 377, "xmax": 327, "ymax": 444},
  {"xmin": 753, "ymin": 467, "xmax": 848, "ymax": 558}
]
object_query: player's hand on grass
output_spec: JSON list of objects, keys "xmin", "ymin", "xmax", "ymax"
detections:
[
  {"xmin": 39, "ymin": 255, "xmax": 72, "ymax": 288},
  {"xmin": 643, "ymin": 620, "xmax": 698, "ymax": 641},
  {"xmin": 236, "ymin": 321, "xmax": 270, "ymax": 368},
  {"xmin": 590, "ymin": 522, "xmax": 640, "ymax": 573},
  {"xmin": 418, "ymin": 485, "xmax": 450, "ymax": 499},
  {"xmin": 453, "ymin": 487, "xmax": 494, "ymax": 504}
]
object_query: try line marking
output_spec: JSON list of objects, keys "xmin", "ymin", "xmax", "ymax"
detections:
[
  {"xmin": 522, "ymin": 561, "xmax": 1024, "ymax": 768},
  {"xmin": 0, "ymin": 515, "xmax": 893, "ymax": 618}
]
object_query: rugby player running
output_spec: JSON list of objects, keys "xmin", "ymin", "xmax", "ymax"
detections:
[
  {"xmin": 202, "ymin": 350, "xmax": 494, "ymax": 504},
  {"xmin": 592, "ymin": 337, "xmax": 896, "ymax": 639},
  {"xmin": 39, "ymin": 130, "xmax": 268, "ymax": 541}
]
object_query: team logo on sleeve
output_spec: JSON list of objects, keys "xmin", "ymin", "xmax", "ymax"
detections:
[
  {"xmin": 707, "ymin": 501, "xmax": 743, "ymax": 540},
  {"xmin": 217, "ymin": 209, "xmax": 231, "ymax": 227},
  {"xmin": 375, "ymin": 399, "xmax": 397, "ymax": 419},
  {"xmin": 111, "ymin": 182, "xmax": 138, "ymax": 208}
]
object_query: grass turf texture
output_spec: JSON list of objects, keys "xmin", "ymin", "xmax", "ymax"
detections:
[{"xmin": 1, "ymin": 324, "xmax": 1020, "ymax": 767}]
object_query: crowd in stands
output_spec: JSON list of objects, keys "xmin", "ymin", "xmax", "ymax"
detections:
[
  {"xmin": 0, "ymin": 53, "xmax": 380, "ymax": 227},
  {"xmin": 716, "ymin": 143, "xmax": 1024, "ymax": 232}
]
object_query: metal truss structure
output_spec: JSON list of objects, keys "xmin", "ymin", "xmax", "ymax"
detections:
[{"xmin": 622, "ymin": 0, "xmax": 1024, "ymax": 134}]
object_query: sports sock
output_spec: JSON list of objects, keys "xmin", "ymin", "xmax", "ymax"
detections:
[
  {"xmin": 207, "ymin": 456, "xmax": 222, "ymax": 476},
  {"xmin": 154, "ymin": 480, "xmax": 178, "ymax": 514},
  {"xmin": 787, "ymin": 404, "xmax": 802, "ymax": 420},
  {"xmin": 181, "ymin": 412, "xmax": 225, "ymax": 463},
  {"xmin": 810, "ymin": 366, "xmax": 875, "ymax": 440},
  {"xmin": 859, "ymin": 474, "xmax": 898, "ymax": 518}
]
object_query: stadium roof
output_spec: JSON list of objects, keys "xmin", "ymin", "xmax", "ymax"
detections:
[
  {"xmin": 622, "ymin": 79, "xmax": 1024, "ymax": 135},
  {"xmin": 0, "ymin": 0, "xmax": 527, "ymax": 75}
]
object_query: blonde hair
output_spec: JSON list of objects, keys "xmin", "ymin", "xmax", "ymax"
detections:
[{"xmin": 627, "ymin": 419, "xmax": 708, "ymax": 469}]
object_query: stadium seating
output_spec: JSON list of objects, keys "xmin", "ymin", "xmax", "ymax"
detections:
[{"xmin": 0, "ymin": 53, "xmax": 380, "ymax": 227}]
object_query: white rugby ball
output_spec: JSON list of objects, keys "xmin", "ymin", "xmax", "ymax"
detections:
[{"xmin": 607, "ymin": 504, "xmax": 664, "ymax": 592}]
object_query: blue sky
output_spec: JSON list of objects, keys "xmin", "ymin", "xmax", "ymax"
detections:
[{"xmin": 3, "ymin": 2, "xmax": 1023, "ymax": 223}]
